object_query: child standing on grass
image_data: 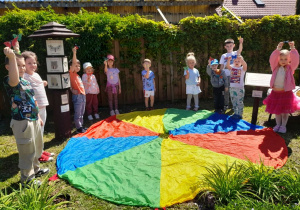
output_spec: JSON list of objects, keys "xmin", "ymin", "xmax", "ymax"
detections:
[
  {"xmin": 206, "ymin": 58, "xmax": 228, "ymax": 114},
  {"xmin": 104, "ymin": 54, "xmax": 121, "ymax": 116},
  {"xmin": 226, "ymin": 55, "xmax": 247, "ymax": 120},
  {"xmin": 69, "ymin": 47, "xmax": 86, "ymax": 133},
  {"xmin": 22, "ymin": 51, "xmax": 54, "ymax": 163},
  {"xmin": 3, "ymin": 46, "xmax": 49, "ymax": 186},
  {"xmin": 219, "ymin": 38, "xmax": 243, "ymax": 110},
  {"xmin": 82, "ymin": 62, "xmax": 100, "ymax": 121},
  {"xmin": 142, "ymin": 59, "xmax": 155, "ymax": 110},
  {"xmin": 184, "ymin": 52, "xmax": 201, "ymax": 111},
  {"xmin": 263, "ymin": 41, "xmax": 300, "ymax": 133}
]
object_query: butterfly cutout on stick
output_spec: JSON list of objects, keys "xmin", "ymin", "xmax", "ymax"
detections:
[{"xmin": 4, "ymin": 33, "xmax": 22, "ymax": 48}]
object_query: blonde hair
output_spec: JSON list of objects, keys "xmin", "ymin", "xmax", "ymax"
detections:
[
  {"xmin": 185, "ymin": 52, "xmax": 196, "ymax": 64},
  {"xmin": 280, "ymin": 49, "xmax": 290, "ymax": 56}
]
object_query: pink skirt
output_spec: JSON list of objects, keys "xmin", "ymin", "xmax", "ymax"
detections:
[{"xmin": 263, "ymin": 90, "xmax": 300, "ymax": 114}]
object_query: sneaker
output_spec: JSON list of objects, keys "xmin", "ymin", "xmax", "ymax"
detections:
[
  {"xmin": 278, "ymin": 126, "xmax": 287, "ymax": 134},
  {"xmin": 76, "ymin": 127, "xmax": 86, "ymax": 134},
  {"xmin": 186, "ymin": 107, "xmax": 191, "ymax": 110},
  {"xmin": 88, "ymin": 115, "xmax": 93, "ymax": 121},
  {"xmin": 145, "ymin": 107, "xmax": 150, "ymax": 111},
  {"xmin": 149, "ymin": 107, "xmax": 154, "ymax": 110},
  {"xmin": 110, "ymin": 110, "xmax": 115, "ymax": 116},
  {"xmin": 94, "ymin": 113, "xmax": 100, "ymax": 119},
  {"xmin": 42, "ymin": 151, "xmax": 55, "ymax": 157},
  {"xmin": 38, "ymin": 154, "xmax": 53, "ymax": 162},
  {"xmin": 35, "ymin": 168, "xmax": 50, "ymax": 177},
  {"xmin": 22, "ymin": 179, "xmax": 42, "ymax": 187},
  {"xmin": 115, "ymin": 110, "xmax": 120, "ymax": 115},
  {"xmin": 273, "ymin": 125, "xmax": 280, "ymax": 132},
  {"xmin": 193, "ymin": 107, "xmax": 199, "ymax": 111}
]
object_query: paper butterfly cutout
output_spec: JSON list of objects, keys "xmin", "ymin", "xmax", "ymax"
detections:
[
  {"xmin": 48, "ymin": 45, "xmax": 61, "ymax": 52},
  {"xmin": 74, "ymin": 44, "xmax": 80, "ymax": 50},
  {"xmin": 63, "ymin": 77, "xmax": 69, "ymax": 84},
  {"xmin": 4, "ymin": 34, "xmax": 22, "ymax": 48},
  {"xmin": 13, "ymin": 34, "xmax": 22, "ymax": 41}
]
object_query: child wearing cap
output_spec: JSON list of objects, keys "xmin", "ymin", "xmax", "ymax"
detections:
[
  {"xmin": 206, "ymin": 58, "xmax": 228, "ymax": 114},
  {"xmin": 219, "ymin": 37, "xmax": 243, "ymax": 110},
  {"xmin": 141, "ymin": 59, "xmax": 156, "ymax": 110},
  {"xmin": 104, "ymin": 54, "xmax": 121, "ymax": 116},
  {"xmin": 82, "ymin": 62, "xmax": 100, "ymax": 120}
]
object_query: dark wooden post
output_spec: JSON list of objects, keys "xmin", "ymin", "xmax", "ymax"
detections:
[
  {"xmin": 29, "ymin": 22, "xmax": 79, "ymax": 140},
  {"xmin": 251, "ymin": 87, "xmax": 262, "ymax": 125}
]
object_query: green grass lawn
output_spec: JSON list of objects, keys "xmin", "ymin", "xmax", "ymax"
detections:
[{"xmin": 1, "ymin": 96, "xmax": 300, "ymax": 209}]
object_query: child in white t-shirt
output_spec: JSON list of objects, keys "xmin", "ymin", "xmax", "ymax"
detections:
[
  {"xmin": 22, "ymin": 51, "xmax": 54, "ymax": 162},
  {"xmin": 226, "ymin": 55, "xmax": 247, "ymax": 119},
  {"xmin": 219, "ymin": 38, "xmax": 243, "ymax": 110}
]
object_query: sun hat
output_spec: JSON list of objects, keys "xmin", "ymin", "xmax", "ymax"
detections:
[
  {"xmin": 210, "ymin": 59, "xmax": 219, "ymax": 65},
  {"xmin": 83, "ymin": 62, "xmax": 93, "ymax": 70},
  {"xmin": 107, "ymin": 54, "xmax": 115, "ymax": 61}
]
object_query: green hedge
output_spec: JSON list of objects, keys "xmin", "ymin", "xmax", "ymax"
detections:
[{"xmin": 1, "ymin": 7, "xmax": 300, "ymax": 89}]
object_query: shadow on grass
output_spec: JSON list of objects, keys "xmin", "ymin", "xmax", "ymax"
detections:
[{"xmin": 263, "ymin": 113, "xmax": 300, "ymax": 157}]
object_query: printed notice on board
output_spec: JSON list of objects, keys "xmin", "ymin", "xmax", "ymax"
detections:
[
  {"xmin": 245, "ymin": 72, "xmax": 272, "ymax": 87},
  {"xmin": 61, "ymin": 104, "xmax": 69, "ymax": 113},
  {"xmin": 61, "ymin": 94, "xmax": 68, "ymax": 104}
]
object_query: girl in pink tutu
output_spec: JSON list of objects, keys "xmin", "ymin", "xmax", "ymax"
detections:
[{"xmin": 263, "ymin": 41, "xmax": 300, "ymax": 133}]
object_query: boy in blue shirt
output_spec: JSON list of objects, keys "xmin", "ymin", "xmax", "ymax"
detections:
[{"xmin": 141, "ymin": 59, "xmax": 155, "ymax": 110}]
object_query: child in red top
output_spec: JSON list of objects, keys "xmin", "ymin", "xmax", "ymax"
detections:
[{"xmin": 69, "ymin": 47, "xmax": 86, "ymax": 133}]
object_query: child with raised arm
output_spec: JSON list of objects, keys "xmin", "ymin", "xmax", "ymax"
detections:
[
  {"xmin": 22, "ymin": 51, "xmax": 54, "ymax": 163},
  {"xmin": 82, "ymin": 62, "xmax": 100, "ymax": 120},
  {"xmin": 263, "ymin": 41, "xmax": 300, "ymax": 133},
  {"xmin": 69, "ymin": 47, "xmax": 86, "ymax": 133},
  {"xmin": 103, "ymin": 54, "xmax": 121, "ymax": 116},
  {"xmin": 3, "ymin": 47, "xmax": 49, "ymax": 185},
  {"xmin": 226, "ymin": 55, "xmax": 247, "ymax": 119},
  {"xmin": 184, "ymin": 52, "xmax": 201, "ymax": 111},
  {"xmin": 206, "ymin": 58, "xmax": 228, "ymax": 114},
  {"xmin": 142, "ymin": 59, "xmax": 155, "ymax": 110},
  {"xmin": 219, "ymin": 38, "xmax": 243, "ymax": 110}
]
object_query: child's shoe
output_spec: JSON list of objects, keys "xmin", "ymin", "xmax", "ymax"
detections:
[
  {"xmin": 38, "ymin": 154, "xmax": 53, "ymax": 162},
  {"xmin": 88, "ymin": 115, "xmax": 93, "ymax": 121},
  {"xmin": 22, "ymin": 179, "xmax": 42, "ymax": 187},
  {"xmin": 35, "ymin": 168, "xmax": 50, "ymax": 177},
  {"xmin": 76, "ymin": 127, "xmax": 87, "ymax": 134},
  {"xmin": 110, "ymin": 110, "xmax": 116, "ymax": 116},
  {"xmin": 115, "ymin": 110, "xmax": 120, "ymax": 115},
  {"xmin": 273, "ymin": 125, "xmax": 280, "ymax": 132},
  {"xmin": 42, "ymin": 151, "xmax": 55, "ymax": 157},
  {"xmin": 186, "ymin": 107, "xmax": 191, "ymax": 110},
  {"xmin": 94, "ymin": 113, "xmax": 100, "ymax": 119},
  {"xmin": 145, "ymin": 107, "xmax": 150, "ymax": 111},
  {"xmin": 278, "ymin": 126, "xmax": 287, "ymax": 134},
  {"xmin": 193, "ymin": 107, "xmax": 199, "ymax": 111},
  {"xmin": 149, "ymin": 107, "xmax": 154, "ymax": 110}
]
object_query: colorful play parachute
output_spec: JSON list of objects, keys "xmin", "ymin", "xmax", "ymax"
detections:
[{"xmin": 56, "ymin": 108, "xmax": 288, "ymax": 208}]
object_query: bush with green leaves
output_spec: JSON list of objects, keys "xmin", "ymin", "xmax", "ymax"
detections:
[
  {"xmin": 1, "ymin": 7, "xmax": 300, "ymax": 94},
  {"xmin": 0, "ymin": 179, "xmax": 71, "ymax": 210},
  {"xmin": 200, "ymin": 160, "xmax": 300, "ymax": 207}
]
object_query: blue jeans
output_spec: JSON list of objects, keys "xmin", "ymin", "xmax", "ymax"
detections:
[{"xmin": 72, "ymin": 94, "xmax": 86, "ymax": 129}]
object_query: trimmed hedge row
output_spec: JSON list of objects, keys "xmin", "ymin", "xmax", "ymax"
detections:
[{"xmin": 1, "ymin": 7, "xmax": 300, "ymax": 89}]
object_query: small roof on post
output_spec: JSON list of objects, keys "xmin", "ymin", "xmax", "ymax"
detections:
[{"xmin": 28, "ymin": 21, "xmax": 80, "ymax": 38}]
